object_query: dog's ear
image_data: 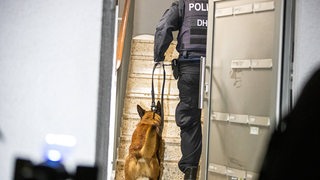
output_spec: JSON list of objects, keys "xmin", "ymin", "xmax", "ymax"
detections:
[
  {"xmin": 156, "ymin": 101, "xmax": 161, "ymax": 116},
  {"xmin": 137, "ymin": 104, "xmax": 145, "ymax": 118}
]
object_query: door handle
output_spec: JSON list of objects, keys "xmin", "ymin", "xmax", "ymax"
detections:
[{"xmin": 198, "ymin": 56, "xmax": 206, "ymax": 109}]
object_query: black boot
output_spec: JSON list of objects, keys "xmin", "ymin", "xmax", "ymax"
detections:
[{"xmin": 184, "ymin": 167, "xmax": 198, "ymax": 180}]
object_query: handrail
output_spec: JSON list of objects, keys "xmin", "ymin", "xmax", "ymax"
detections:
[{"xmin": 116, "ymin": 0, "xmax": 131, "ymax": 70}]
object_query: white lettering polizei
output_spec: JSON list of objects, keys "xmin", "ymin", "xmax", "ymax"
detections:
[
  {"xmin": 197, "ymin": 19, "xmax": 208, "ymax": 27},
  {"xmin": 189, "ymin": 3, "xmax": 208, "ymax": 11}
]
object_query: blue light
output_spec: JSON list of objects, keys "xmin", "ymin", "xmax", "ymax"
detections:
[
  {"xmin": 43, "ymin": 133, "xmax": 77, "ymax": 165},
  {"xmin": 47, "ymin": 149, "xmax": 62, "ymax": 162}
]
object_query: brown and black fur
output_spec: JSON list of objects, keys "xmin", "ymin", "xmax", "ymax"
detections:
[{"xmin": 124, "ymin": 101, "xmax": 163, "ymax": 180}]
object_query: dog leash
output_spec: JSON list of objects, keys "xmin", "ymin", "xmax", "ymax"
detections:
[{"xmin": 151, "ymin": 62, "xmax": 171, "ymax": 131}]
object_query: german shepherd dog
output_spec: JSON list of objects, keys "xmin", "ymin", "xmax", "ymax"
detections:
[{"xmin": 124, "ymin": 101, "xmax": 163, "ymax": 180}]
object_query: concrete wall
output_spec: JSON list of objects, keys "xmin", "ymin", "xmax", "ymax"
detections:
[{"xmin": 0, "ymin": 0, "xmax": 103, "ymax": 179}]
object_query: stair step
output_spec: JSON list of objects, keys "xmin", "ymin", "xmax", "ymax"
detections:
[
  {"xmin": 129, "ymin": 57, "xmax": 172, "ymax": 72},
  {"xmin": 131, "ymin": 37, "xmax": 178, "ymax": 61},
  {"xmin": 123, "ymin": 96, "xmax": 179, "ymax": 117},
  {"xmin": 129, "ymin": 73, "xmax": 175, "ymax": 81},
  {"xmin": 126, "ymin": 76, "xmax": 179, "ymax": 97}
]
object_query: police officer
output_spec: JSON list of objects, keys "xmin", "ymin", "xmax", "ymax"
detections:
[{"xmin": 154, "ymin": 0, "xmax": 208, "ymax": 179}]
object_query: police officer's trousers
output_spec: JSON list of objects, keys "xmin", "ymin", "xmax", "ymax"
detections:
[{"xmin": 175, "ymin": 61, "xmax": 202, "ymax": 173}]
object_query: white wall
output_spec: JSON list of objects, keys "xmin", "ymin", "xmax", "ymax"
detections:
[
  {"xmin": 293, "ymin": 0, "xmax": 320, "ymax": 102},
  {"xmin": 0, "ymin": 0, "xmax": 103, "ymax": 179}
]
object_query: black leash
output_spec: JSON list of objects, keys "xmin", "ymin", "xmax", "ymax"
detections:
[{"xmin": 151, "ymin": 62, "xmax": 171, "ymax": 132}]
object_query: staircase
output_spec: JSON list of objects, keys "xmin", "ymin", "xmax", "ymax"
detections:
[{"xmin": 115, "ymin": 35, "xmax": 185, "ymax": 179}]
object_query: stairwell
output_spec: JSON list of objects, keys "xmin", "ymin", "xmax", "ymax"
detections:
[{"xmin": 114, "ymin": 35, "xmax": 185, "ymax": 179}]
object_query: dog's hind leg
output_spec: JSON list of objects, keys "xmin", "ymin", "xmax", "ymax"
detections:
[
  {"xmin": 149, "ymin": 157, "xmax": 160, "ymax": 180},
  {"xmin": 124, "ymin": 155, "xmax": 139, "ymax": 180}
]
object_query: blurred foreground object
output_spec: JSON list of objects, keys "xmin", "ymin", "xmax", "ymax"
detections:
[
  {"xmin": 258, "ymin": 68, "xmax": 320, "ymax": 180},
  {"xmin": 14, "ymin": 158, "xmax": 98, "ymax": 180},
  {"xmin": 14, "ymin": 133, "xmax": 98, "ymax": 180}
]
